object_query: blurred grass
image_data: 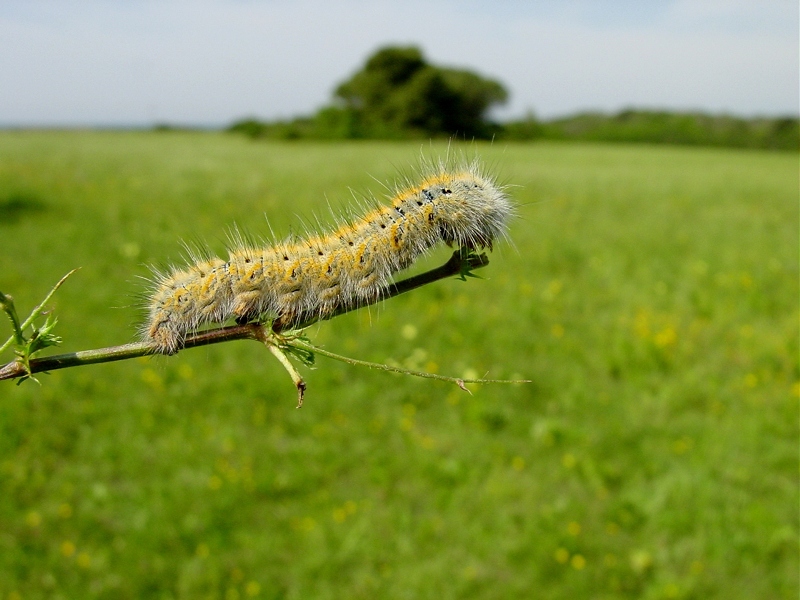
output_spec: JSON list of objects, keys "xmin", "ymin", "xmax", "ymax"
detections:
[{"xmin": 0, "ymin": 132, "xmax": 797, "ymax": 599}]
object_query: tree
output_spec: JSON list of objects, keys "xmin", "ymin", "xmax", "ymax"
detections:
[{"xmin": 332, "ymin": 46, "xmax": 508, "ymax": 139}]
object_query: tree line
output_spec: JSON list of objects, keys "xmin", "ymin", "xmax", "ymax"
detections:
[{"xmin": 228, "ymin": 46, "xmax": 799, "ymax": 151}]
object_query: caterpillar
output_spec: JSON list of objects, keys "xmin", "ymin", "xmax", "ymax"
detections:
[{"xmin": 143, "ymin": 159, "xmax": 512, "ymax": 354}]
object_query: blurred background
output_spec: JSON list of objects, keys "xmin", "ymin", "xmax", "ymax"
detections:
[{"xmin": 0, "ymin": 1, "xmax": 797, "ymax": 599}]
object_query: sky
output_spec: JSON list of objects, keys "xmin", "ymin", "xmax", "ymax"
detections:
[{"xmin": 1, "ymin": 0, "xmax": 797, "ymax": 127}]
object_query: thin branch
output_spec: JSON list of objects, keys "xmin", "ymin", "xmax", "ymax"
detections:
[
  {"xmin": 266, "ymin": 342, "xmax": 307, "ymax": 409},
  {"xmin": 0, "ymin": 250, "xmax": 488, "ymax": 382},
  {"xmin": 291, "ymin": 338, "xmax": 531, "ymax": 389},
  {"xmin": 0, "ymin": 324, "xmax": 264, "ymax": 381}
]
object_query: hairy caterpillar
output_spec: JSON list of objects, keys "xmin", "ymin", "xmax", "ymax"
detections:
[{"xmin": 144, "ymin": 159, "xmax": 512, "ymax": 354}]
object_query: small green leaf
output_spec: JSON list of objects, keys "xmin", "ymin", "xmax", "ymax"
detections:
[
  {"xmin": 284, "ymin": 344, "xmax": 316, "ymax": 368},
  {"xmin": 27, "ymin": 315, "xmax": 62, "ymax": 356},
  {"xmin": 455, "ymin": 248, "xmax": 487, "ymax": 281}
]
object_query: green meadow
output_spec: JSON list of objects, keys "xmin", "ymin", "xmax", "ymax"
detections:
[{"xmin": 0, "ymin": 132, "xmax": 797, "ymax": 599}]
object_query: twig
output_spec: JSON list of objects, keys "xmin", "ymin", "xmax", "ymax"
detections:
[
  {"xmin": 0, "ymin": 249, "xmax": 489, "ymax": 382},
  {"xmin": 291, "ymin": 338, "xmax": 531, "ymax": 389},
  {"xmin": 266, "ymin": 342, "xmax": 307, "ymax": 409}
]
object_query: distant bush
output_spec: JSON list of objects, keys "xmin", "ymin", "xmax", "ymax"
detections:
[
  {"xmin": 333, "ymin": 46, "xmax": 507, "ymax": 139},
  {"xmin": 226, "ymin": 46, "xmax": 798, "ymax": 151},
  {"xmin": 229, "ymin": 109, "xmax": 798, "ymax": 151},
  {"xmin": 227, "ymin": 118, "xmax": 269, "ymax": 138},
  {"xmin": 498, "ymin": 110, "xmax": 799, "ymax": 151},
  {"xmin": 501, "ymin": 112, "xmax": 545, "ymax": 141},
  {"xmin": 228, "ymin": 46, "xmax": 507, "ymax": 141}
]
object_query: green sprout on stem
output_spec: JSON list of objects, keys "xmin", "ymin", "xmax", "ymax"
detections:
[{"xmin": 0, "ymin": 269, "xmax": 78, "ymax": 384}]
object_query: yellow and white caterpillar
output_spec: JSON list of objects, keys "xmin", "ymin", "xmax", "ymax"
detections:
[{"xmin": 143, "ymin": 159, "xmax": 512, "ymax": 354}]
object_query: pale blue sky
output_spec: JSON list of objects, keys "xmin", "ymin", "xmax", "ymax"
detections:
[{"xmin": 1, "ymin": 0, "xmax": 797, "ymax": 127}]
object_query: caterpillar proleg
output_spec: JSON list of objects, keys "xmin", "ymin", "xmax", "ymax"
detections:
[{"xmin": 144, "ymin": 159, "xmax": 512, "ymax": 354}]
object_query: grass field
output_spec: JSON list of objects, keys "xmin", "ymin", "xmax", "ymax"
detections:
[{"xmin": 0, "ymin": 132, "xmax": 797, "ymax": 599}]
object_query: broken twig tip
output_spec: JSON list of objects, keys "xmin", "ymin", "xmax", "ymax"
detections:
[{"xmin": 456, "ymin": 379, "xmax": 472, "ymax": 394}]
